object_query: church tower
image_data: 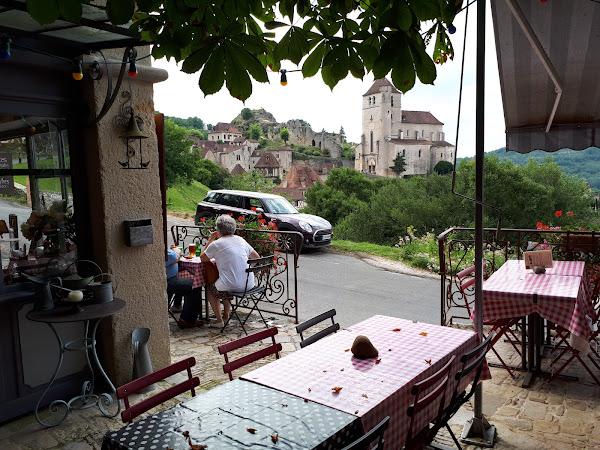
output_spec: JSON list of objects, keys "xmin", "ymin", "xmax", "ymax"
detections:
[{"xmin": 357, "ymin": 78, "xmax": 402, "ymax": 174}]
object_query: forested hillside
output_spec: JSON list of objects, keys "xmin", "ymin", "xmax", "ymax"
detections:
[{"xmin": 473, "ymin": 147, "xmax": 600, "ymax": 190}]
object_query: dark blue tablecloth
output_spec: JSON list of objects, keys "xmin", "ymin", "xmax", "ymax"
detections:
[{"xmin": 102, "ymin": 379, "xmax": 362, "ymax": 449}]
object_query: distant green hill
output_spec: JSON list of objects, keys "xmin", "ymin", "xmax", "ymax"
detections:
[{"xmin": 460, "ymin": 147, "xmax": 600, "ymax": 191}]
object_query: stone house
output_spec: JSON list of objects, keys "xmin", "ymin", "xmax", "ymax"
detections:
[
  {"xmin": 208, "ymin": 122, "xmax": 243, "ymax": 143},
  {"xmin": 355, "ymin": 78, "xmax": 455, "ymax": 177}
]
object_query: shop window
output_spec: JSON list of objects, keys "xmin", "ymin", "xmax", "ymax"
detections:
[{"xmin": 0, "ymin": 114, "xmax": 76, "ymax": 272}]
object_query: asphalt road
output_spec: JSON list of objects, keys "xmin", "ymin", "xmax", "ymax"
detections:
[{"xmin": 296, "ymin": 250, "xmax": 440, "ymax": 328}]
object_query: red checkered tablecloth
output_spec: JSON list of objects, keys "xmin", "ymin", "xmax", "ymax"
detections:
[
  {"xmin": 480, "ymin": 260, "xmax": 595, "ymax": 342},
  {"xmin": 177, "ymin": 257, "xmax": 207, "ymax": 289},
  {"xmin": 242, "ymin": 315, "xmax": 487, "ymax": 449}
]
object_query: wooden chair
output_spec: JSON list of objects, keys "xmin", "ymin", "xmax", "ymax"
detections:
[
  {"xmin": 218, "ymin": 327, "xmax": 282, "ymax": 381},
  {"xmin": 458, "ymin": 265, "xmax": 522, "ymax": 378},
  {"xmin": 341, "ymin": 416, "xmax": 390, "ymax": 450},
  {"xmin": 439, "ymin": 332, "xmax": 494, "ymax": 449},
  {"xmin": 405, "ymin": 355, "xmax": 455, "ymax": 450},
  {"xmin": 296, "ymin": 309, "xmax": 340, "ymax": 349},
  {"xmin": 117, "ymin": 357, "xmax": 199, "ymax": 423},
  {"xmin": 222, "ymin": 254, "xmax": 275, "ymax": 335}
]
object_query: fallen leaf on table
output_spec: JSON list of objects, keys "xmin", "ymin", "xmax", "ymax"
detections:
[
  {"xmin": 182, "ymin": 431, "xmax": 189, "ymax": 437},
  {"xmin": 304, "ymin": 398, "xmax": 308, "ymax": 402},
  {"xmin": 271, "ymin": 433, "xmax": 279, "ymax": 443},
  {"xmin": 308, "ymin": 388, "xmax": 311, "ymax": 392},
  {"xmin": 392, "ymin": 328, "xmax": 402, "ymax": 332},
  {"xmin": 281, "ymin": 403, "xmax": 288, "ymax": 407},
  {"xmin": 345, "ymin": 348, "xmax": 350, "ymax": 352},
  {"xmin": 355, "ymin": 410, "xmax": 359, "ymax": 414},
  {"xmin": 388, "ymin": 349, "xmax": 392, "ymax": 351},
  {"xmin": 332, "ymin": 387, "xmax": 343, "ymax": 393},
  {"xmin": 340, "ymin": 368, "xmax": 344, "ymax": 371},
  {"xmin": 375, "ymin": 358, "xmax": 381, "ymax": 364},
  {"xmin": 419, "ymin": 332, "xmax": 428, "ymax": 336},
  {"xmin": 323, "ymin": 370, "xmax": 327, "ymax": 372},
  {"xmin": 362, "ymin": 393, "xmax": 368, "ymax": 398},
  {"xmin": 247, "ymin": 428, "xmax": 257, "ymax": 434},
  {"xmin": 188, "ymin": 438, "xmax": 207, "ymax": 450},
  {"xmin": 425, "ymin": 359, "xmax": 432, "ymax": 365}
]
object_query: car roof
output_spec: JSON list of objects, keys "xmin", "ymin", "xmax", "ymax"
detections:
[{"xmin": 206, "ymin": 189, "xmax": 283, "ymax": 200}]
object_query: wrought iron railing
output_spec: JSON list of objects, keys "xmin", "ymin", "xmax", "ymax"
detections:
[
  {"xmin": 438, "ymin": 227, "xmax": 600, "ymax": 327},
  {"xmin": 171, "ymin": 224, "xmax": 302, "ymax": 323}
]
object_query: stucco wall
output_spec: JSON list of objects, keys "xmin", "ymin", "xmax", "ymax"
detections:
[{"xmin": 82, "ymin": 48, "xmax": 170, "ymax": 385}]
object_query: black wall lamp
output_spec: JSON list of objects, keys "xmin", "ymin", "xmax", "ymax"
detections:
[{"xmin": 114, "ymin": 90, "xmax": 149, "ymax": 169}]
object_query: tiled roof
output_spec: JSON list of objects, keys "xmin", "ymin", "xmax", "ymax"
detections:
[
  {"xmin": 284, "ymin": 164, "xmax": 319, "ymax": 189},
  {"xmin": 218, "ymin": 144, "xmax": 242, "ymax": 154},
  {"xmin": 273, "ymin": 186, "xmax": 306, "ymax": 202},
  {"xmin": 210, "ymin": 122, "xmax": 241, "ymax": 133},
  {"xmin": 231, "ymin": 164, "xmax": 246, "ymax": 175},
  {"xmin": 401, "ymin": 111, "xmax": 443, "ymax": 125},
  {"xmin": 363, "ymin": 78, "xmax": 400, "ymax": 96},
  {"xmin": 431, "ymin": 140, "xmax": 454, "ymax": 147},
  {"xmin": 233, "ymin": 136, "xmax": 246, "ymax": 143},
  {"xmin": 255, "ymin": 152, "xmax": 280, "ymax": 168}
]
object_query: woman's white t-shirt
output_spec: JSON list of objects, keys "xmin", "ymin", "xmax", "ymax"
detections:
[{"xmin": 204, "ymin": 235, "xmax": 256, "ymax": 292}]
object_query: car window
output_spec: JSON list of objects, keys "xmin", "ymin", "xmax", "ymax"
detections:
[
  {"xmin": 219, "ymin": 194, "xmax": 240, "ymax": 208},
  {"xmin": 205, "ymin": 192, "xmax": 219, "ymax": 203},
  {"xmin": 248, "ymin": 197, "xmax": 264, "ymax": 210},
  {"xmin": 263, "ymin": 197, "xmax": 298, "ymax": 214}
]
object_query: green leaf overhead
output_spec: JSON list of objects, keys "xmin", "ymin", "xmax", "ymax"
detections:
[
  {"xmin": 23, "ymin": 0, "xmax": 463, "ymax": 100},
  {"xmin": 27, "ymin": 0, "xmax": 59, "ymax": 25}
]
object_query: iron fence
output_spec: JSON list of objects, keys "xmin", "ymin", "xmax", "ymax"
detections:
[
  {"xmin": 438, "ymin": 227, "xmax": 600, "ymax": 327},
  {"xmin": 171, "ymin": 224, "xmax": 302, "ymax": 323}
]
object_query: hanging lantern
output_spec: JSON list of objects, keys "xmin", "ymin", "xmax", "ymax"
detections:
[
  {"xmin": 119, "ymin": 110, "xmax": 149, "ymax": 169},
  {"xmin": 72, "ymin": 59, "xmax": 83, "ymax": 80},
  {"xmin": 128, "ymin": 55, "xmax": 138, "ymax": 77},
  {"xmin": 280, "ymin": 69, "xmax": 287, "ymax": 86}
]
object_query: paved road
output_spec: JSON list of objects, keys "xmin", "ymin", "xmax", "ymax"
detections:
[{"xmin": 167, "ymin": 216, "xmax": 441, "ymax": 329}]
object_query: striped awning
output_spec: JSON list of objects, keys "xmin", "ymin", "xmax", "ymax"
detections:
[{"xmin": 491, "ymin": 0, "xmax": 600, "ymax": 153}]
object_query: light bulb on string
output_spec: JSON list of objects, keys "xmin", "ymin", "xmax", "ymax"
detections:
[
  {"xmin": 72, "ymin": 59, "xmax": 83, "ymax": 80},
  {"xmin": 0, "ymin": 37, "xmax": 10, "ymax": 60},
  {"xmin": 280, "ymin": 69, "xmax": 287, "ymax": 86},
  {"xmin": 448, "ymin": 24, "xmax": 456, "ymax": 34},
  {"xmin": 128, "ymin": 55, "xmax": 138, "ymax": 77}
]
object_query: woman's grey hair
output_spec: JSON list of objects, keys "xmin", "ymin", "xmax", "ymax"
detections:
[{"xmin": 216, "ymin": 214, "xmax": 236, "ymax": 236}]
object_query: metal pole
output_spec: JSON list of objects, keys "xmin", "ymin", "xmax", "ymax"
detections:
[{"xmin": 461, "ymin": 0, "xmax": 496, "ymax": 445}]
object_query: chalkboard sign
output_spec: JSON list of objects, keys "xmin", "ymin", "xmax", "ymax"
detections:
[{"xmin": 0, "ymin": 153, "xmax": 14, "ymax": 194}]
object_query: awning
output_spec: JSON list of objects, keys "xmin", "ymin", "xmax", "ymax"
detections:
[
  {"xmin": 0, "ymin": 0, "xmax": 144, "ymax": 52},
  {"xmin": 491, "ymin": 0, "xmax": 600, "ymax": 153}
]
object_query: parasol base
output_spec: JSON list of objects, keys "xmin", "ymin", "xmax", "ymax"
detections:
[{"xmin": 461, "ymin": 415, "xmax": 496, "ymax": 447}]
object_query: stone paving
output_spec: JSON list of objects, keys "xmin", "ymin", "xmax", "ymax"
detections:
[{"xmin": 1, "ymin": 312, "xmax": 599, "ymax": 450}]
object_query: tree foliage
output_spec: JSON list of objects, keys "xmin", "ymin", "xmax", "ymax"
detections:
[
  {"xmin": 340, "ymin": 142, "xmax": 355, "ymax": 160},
  {"xmin": 223, "ymin": 170, "xmax": 279, "ymax": 193},
  {"xmin": 241, "ymin": 108, "xmax": 254, "ymax": 120},
  {"xmin": 389, "ymin": 154, "xmax": 406, "ymax": 175},
  {"xmin": 250, "ymin": 123, "xmax": 261, "ymax": 140},
  {"xmin": 434, "ymin": 160, "xmax": 453, "ymax": 175},
  {"xmin": 164, "ymin": 119, "xmax": 200, "ymax": 188},
  {"xmin": 304, "ymin": 157, "xmax": 598, "ymax": 246},
  {"xmin": 196, "ymin": 159, "xmax": 229, "ymax": 189},
  {"xmin": 26, "ymin": 1, "xmax": 462, "ymax": 101},
  {"xmin": 280, "ymin": 127, "xmax": 290, "ymax": 143},
  {"xmin": 166, "ymin": 116, "xmax": 205, "ymax": 130}
]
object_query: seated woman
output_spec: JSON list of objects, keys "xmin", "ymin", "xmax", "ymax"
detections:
[{"xmin": 200, "ymin": 215, "xmax": 260, "ymax": 328}]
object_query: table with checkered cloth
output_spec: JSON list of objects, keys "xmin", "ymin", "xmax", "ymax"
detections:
[
  {"xmin": 177, "ymin": 256, "xmax": 207, "ymax": 289},
  {"xmin": 479, "ymin": 260, "xmax": 595, "ymax": 352},
  {"xmin": 242, "ymin": 315, "xmax": 487, "ymax": 449}
]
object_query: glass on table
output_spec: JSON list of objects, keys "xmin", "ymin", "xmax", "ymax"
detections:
[{"xmin": 189, "ymin": 243, "xmax": 196, "ymax": 257}]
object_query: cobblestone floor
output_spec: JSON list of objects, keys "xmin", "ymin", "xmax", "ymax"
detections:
[{"xmin": 1, "ymin": 315, "xmax": 599, "ymax": 450}]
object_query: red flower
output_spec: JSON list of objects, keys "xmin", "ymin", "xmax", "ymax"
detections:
[
  {"xmin": 200, "ymin": 217, "xmax": 206, "ymax": 222},
  {"xmin": 536, "ymin": 222, "xmax": 543, "ymax": 228},
  {"xmin": 238, "ymin": 216, "xmax": 245, "ymax": 221},
  {"xmin": 555, "ymin": 210, "xmax": 562, "ymax": 217},
  {"xmin": 251, "ymin": 207, "xmax": 257, "ymax": 211},
  {"xmin": 259, "ymin": 218, "xmax": 266, "ymax": 224},
  {"xmin": 567, "ymin": 211, "xmax": 574, "ymax": 217}
]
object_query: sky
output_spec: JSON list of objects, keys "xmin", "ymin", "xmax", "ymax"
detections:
[{"xmin": 152, "ymin": 5, "xmax": 505, "ymax": 158}]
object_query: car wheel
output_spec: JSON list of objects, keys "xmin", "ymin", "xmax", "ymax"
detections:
[
  {"xmin": 196, "ymin": 212, "xmax": 214, "ymax": 224},
  {"xmin": 276, "ymin": 231, "xmax": 303, "ymax": 254}
]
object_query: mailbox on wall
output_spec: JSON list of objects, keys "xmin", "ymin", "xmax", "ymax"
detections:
[{"xmin": 124, "ymin": 218, "xmax": 153, "ymax": 247}]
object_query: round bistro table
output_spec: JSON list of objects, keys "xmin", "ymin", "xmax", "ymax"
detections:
[{"xmin": 26, "ymin": 298, "xmax": 126, "ymax": 427}]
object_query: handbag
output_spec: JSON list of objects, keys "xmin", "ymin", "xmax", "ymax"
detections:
[{"xmin": 204, "ymin": 260, "xmax": 219, "ymax": 284}]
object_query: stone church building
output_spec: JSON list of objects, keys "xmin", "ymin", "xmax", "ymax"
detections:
[{"xmin": 355, "ymin": 78, "xmax": 455, "ymax": 177}]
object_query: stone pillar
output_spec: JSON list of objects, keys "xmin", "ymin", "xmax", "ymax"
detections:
[{"xmin": 82, "ymin": 47, "xmax": 170, "ymax": 385}]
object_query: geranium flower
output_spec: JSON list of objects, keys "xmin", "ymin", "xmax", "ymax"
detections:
[
  {"xmin": 555, "ymin": 210, "xmax": 562, "ymax": 217},
  {"xmin": 238, "ymin": 216, "xmax": 245, "ymax": 221},
  {"xmin": 536, "ymin": 222, "xmax": 543, "ymax": 229},
  {"xmin": 567, "ymin": 211, "xmax": 574, "ymax": 217}
]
